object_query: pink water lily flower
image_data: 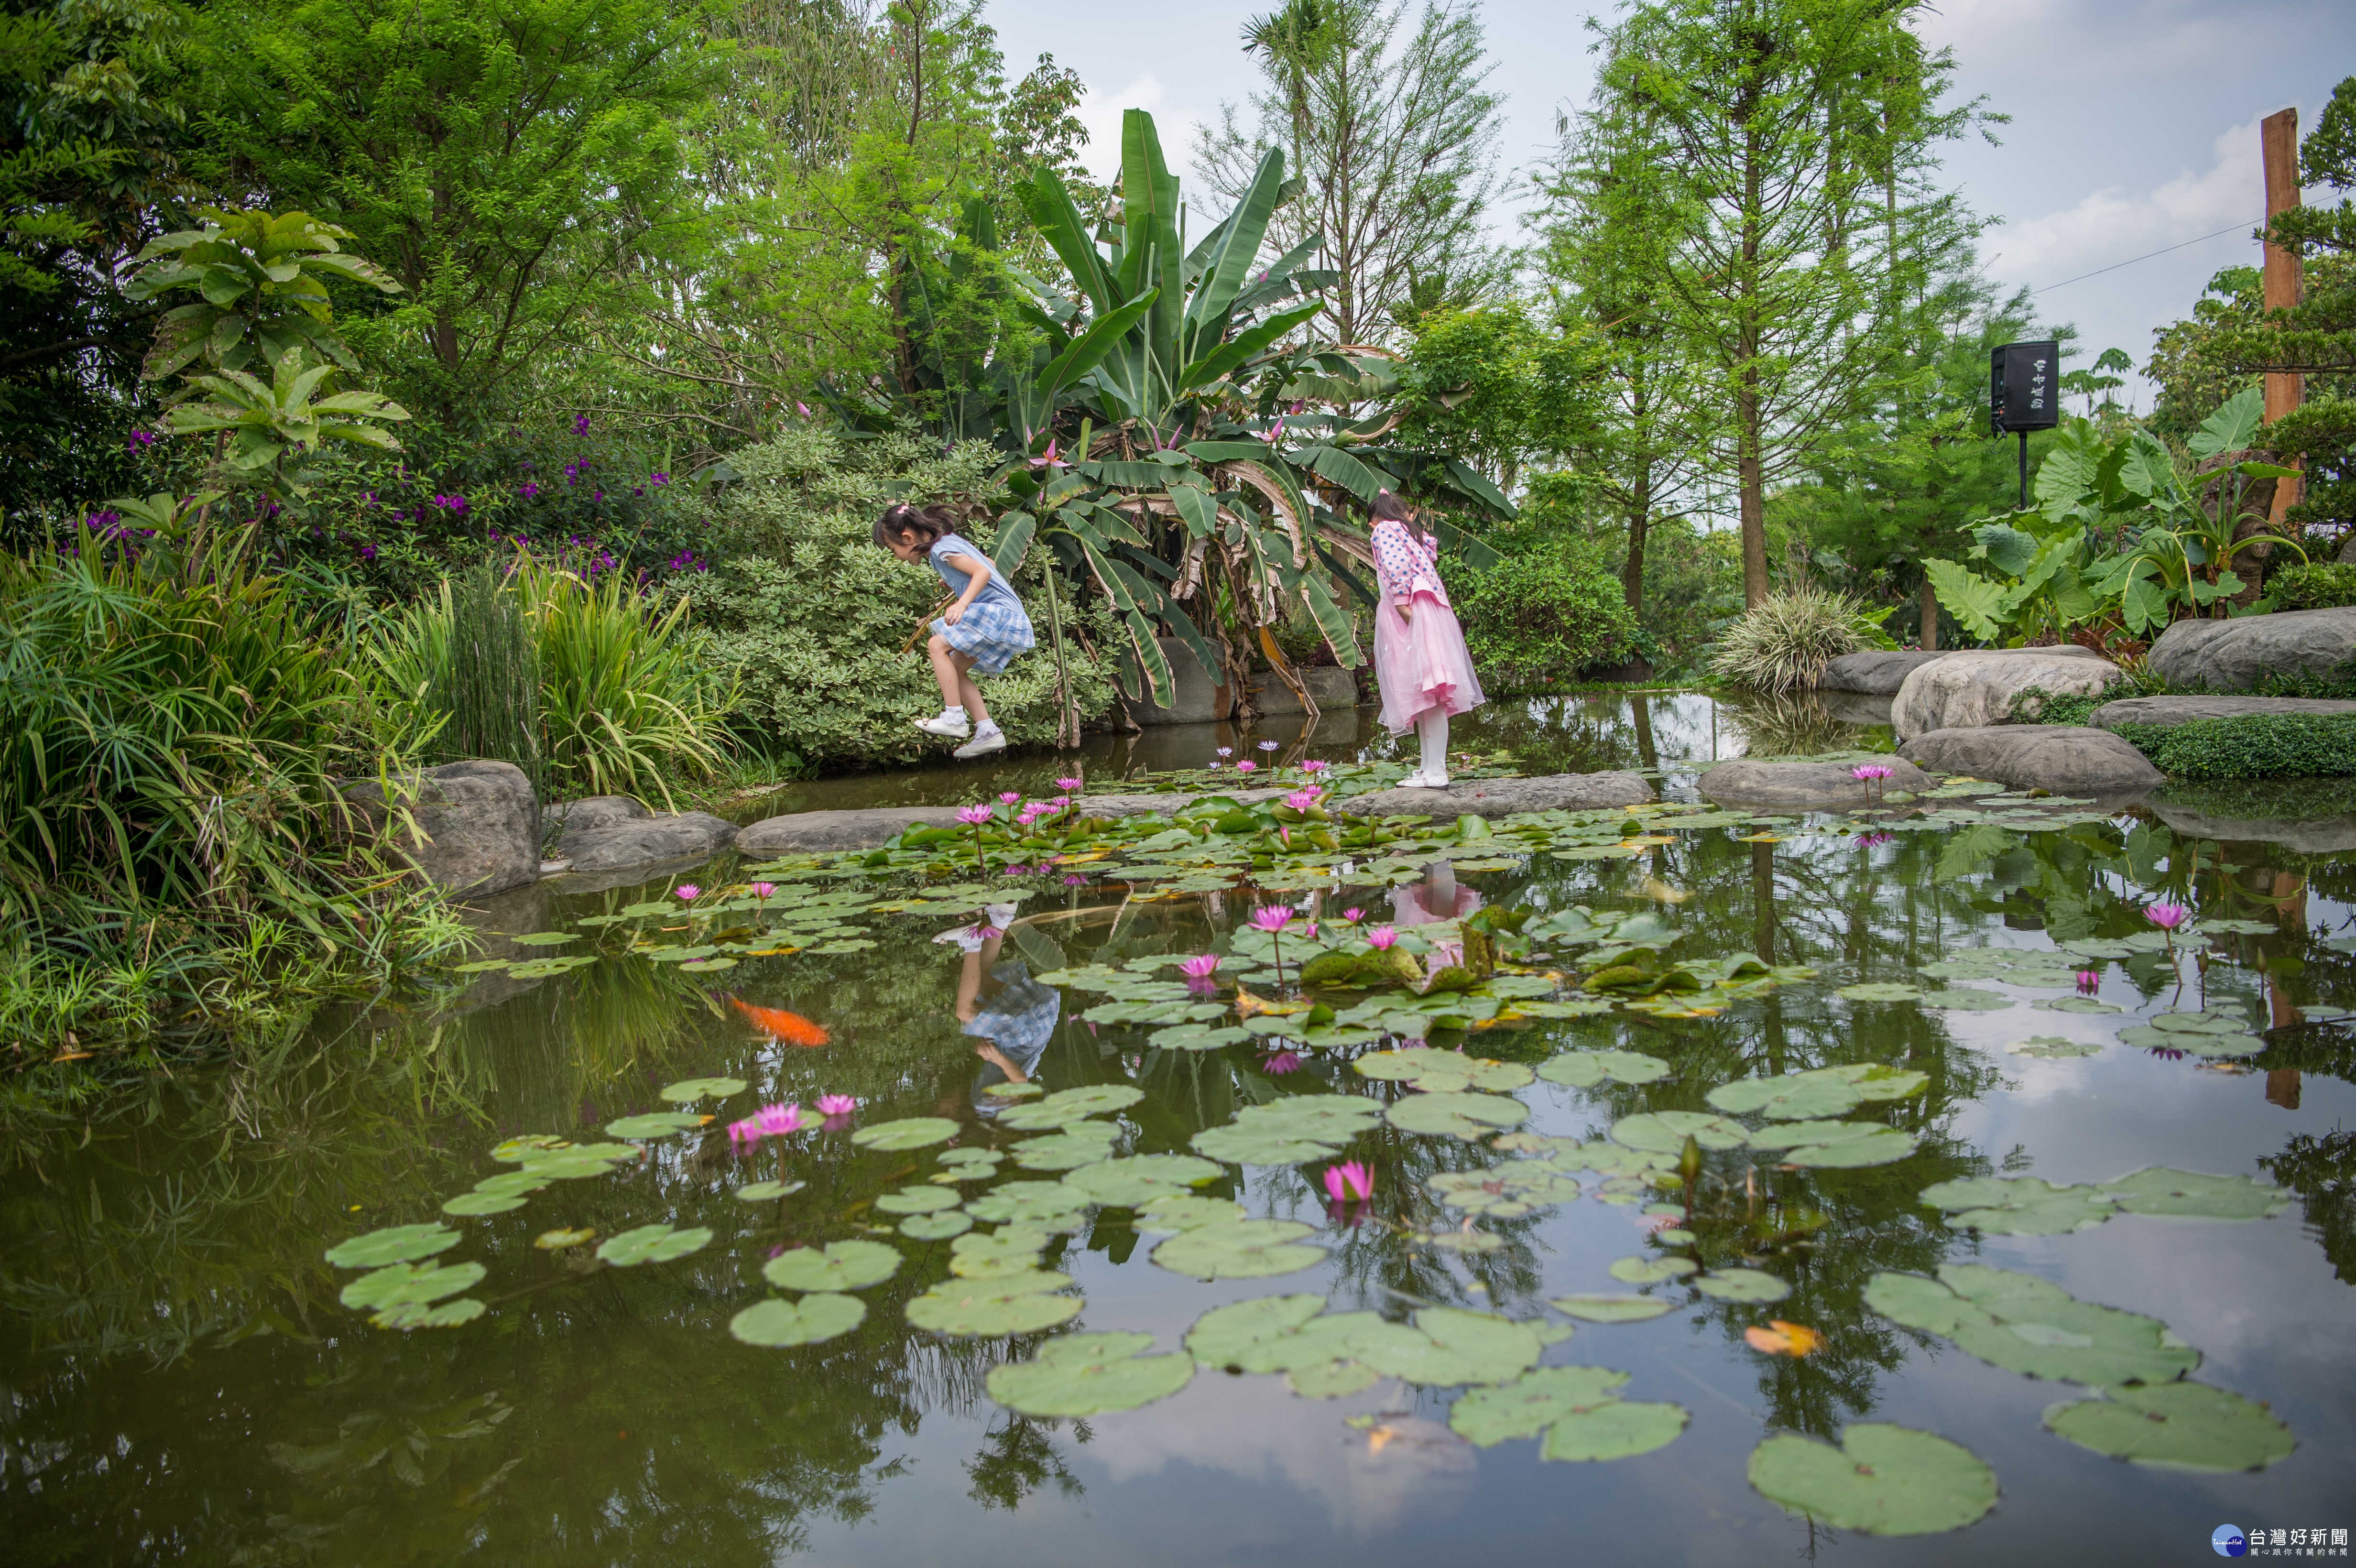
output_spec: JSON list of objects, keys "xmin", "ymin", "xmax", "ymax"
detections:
[
  {"xmin": 1216, "ymin": 747, "xmax": 1233, "ymax": 759},
  {"xmin": 1341, "ymin": 907, "xmax": 1364, "ymax": 923},
  {"xmin": 1258, "ymin": 740, "xmax": 1279, "ymax": 751},
  {"xmin": 1850, "ymin": 764, "xmax": 1896, "ymax": 782},
  {"xmin": 1300, "ymin": 759, "xmax": 1331, "ymax": 774},
  {"xmin": 1322, "ymin": 1161, "xmax": 1374, "ymax": 1202},
  {"xmin": 1285, "ymin": 790, "xmax": 1323, "ymax": 812},
  {"xmin": 1236, "ymin": 760, "xmax": 1258, "ymax": 773},
  {"xmin": 674, "ymin": 884, "xmax": 701, "ymax": 901},
  {"xmin": 729, "ymin": 1102, "xmax": 805, "ymax": 1146},
  {"xmin": 815, "ymin": 1094, "xmax": 857, "ymax": 1116},
  {"xmin": 957, "ymin": 804, "xmax": 995, "ymax": 826},
  {"xmin": 1853, "ymin": 832, "xmax": 1894, "ymax": 848},
  {"xmin": 1366, "ymin": 926, "xmax": 1397, "ymax": 950},
  {"xmin": 1062, "ymin": 874, "xmax": 1088, "ymax": 885},
  {"xmin": 750, "ymin": 882, "xmax": 777, "ymax": 899},
  {"xmin": 999, "ymin": 791, "xmax": 1023, "ymax": 805},
  {"xmin": 1180, "ymin": 953, "xmax": 1222, "ymax": 978},
  {"xmin": 1001, "ymin": 864, "xmax": 1033, "ymax": 876},
  {"xmin": 1262, "ymin": 1050, "xmax": 1303, "ymax": 1075},
  {"xmin": 1056, "ymin": 776, "xmax": 1084, "ymax": 792},
  {"xmin": 1249, "ymin": 905, "xmax": 1295, "ymax": 934},
  {"xmin": 2144, "ymin": 902, "xmax": 2189, "ymax": 931},
  {"xmin": 2075, "ymin": 969, "xmax": 2101, "ymax": 993}
]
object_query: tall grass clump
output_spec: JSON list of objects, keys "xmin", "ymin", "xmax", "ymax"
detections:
[
  {"xmin": 1709, "ymin": 587, "xmax": 1883, "ymax": 696},
  {"xmin": 0, "ymin": 528, "xmax": 468, "ymax": 1052},
  {"xmin": 375, "ymin": 549, "xmax": 737, "ymax": 805}
]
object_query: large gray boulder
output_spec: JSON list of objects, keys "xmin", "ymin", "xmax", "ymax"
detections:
[
  {"xmin": 1819, "ymin": 650, "xmax": 1946, "ymax": 695},
  {"xmin": 555, "ymin": 805, "xmax": 738, "ymax": 871},
  {"xmin": 2146, "ymin": 800, "xmax": 2356, "ymax": 853},
  {"xmin": 1125, "ymin": 635, "xmax": 1232, "ymax": 725},
  {"xmin": 346, "ymin": 759, "xmax": 539, "ymax": 897},
  {"xmin": 1892, "ymin": 649, "xmax": 2122, "ymax": 739},
  {"xmin": 1249, "ymin": 666, "xmax": 1359, "ymax": 717},
  {"xmin": 1344, "ymin": 773, "xmax": 1654, "ymax": 817},
  {"xmin": 2090, "ymin": 695, "xmax": 2356, "ymax": 730},
  {"xmin": 1819, "ymin": 689, "xmax": 1896, "ymax": 729},
  {"xmin": 1898, "ymin": 726, "xmax": 2161, "ymax": 795},
  {"xmin": 1698, "ymin": 757, "xmax": 1933, "ymax": 807},
  {"xmin": 2146, "ymin": 607, "xmax": 2356, "ymax": 691}
]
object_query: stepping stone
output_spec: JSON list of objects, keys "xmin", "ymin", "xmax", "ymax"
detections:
[
  {"xmin": 1893, "ymin": 650, "xmax": 2122, "ymax": 740},
  {"xmin": 1698, "ymin": 757, "xmax": 1932, "ymax": 807},
  {"xmin": 2090, "ymin": 695, "xmax": 2356, "ymax": 730},
  {"xmin": 1342, "ymin": 773, "xmax": 1653, "ymax": 817},
  {"xmin": 1898, "ymin": 726, "xmax": 2160, "ymax": 797},
  {"xmin": 2147, "ymin": 607, "xmax": 2356, "ymax": 691},
  {"xmin": 735, "ymin": 806, "xmax": 968, "ymax": 854}
]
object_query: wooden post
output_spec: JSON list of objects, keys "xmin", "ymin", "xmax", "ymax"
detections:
[{"xmin": 2262, "ymin": 108, "xmax": 2304, "ymax": 525}]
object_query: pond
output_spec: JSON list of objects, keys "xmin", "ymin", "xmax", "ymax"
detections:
[{"xmin": 4, "ymin": 693, "xmax": 2351, "ymax": 1567}]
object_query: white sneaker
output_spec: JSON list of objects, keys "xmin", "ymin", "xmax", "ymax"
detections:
[
  {"xmin": 915, "ymin": 709, "xmax": 971, "ymax": 739},
  {"xmin": 984, "ymin": 902, "xmax": 1022, "ymax": 929},
  {"xmin": 953, "ymin": 724, "xmax": 1006, "ymax": 759}
]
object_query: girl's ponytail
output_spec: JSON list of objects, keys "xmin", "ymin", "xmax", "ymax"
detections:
[
  {"xmin": 1370, "ymin": 489, "xmax": 1438, "ymax": 551},
  {"xmin": 873, "ymin": 501, "xmax": 958, "ymax": 550}
]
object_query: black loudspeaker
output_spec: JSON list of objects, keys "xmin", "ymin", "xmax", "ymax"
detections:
[{"xmin": 1990, "ymin": 340, "xmax": 2062, "ymax": 436}]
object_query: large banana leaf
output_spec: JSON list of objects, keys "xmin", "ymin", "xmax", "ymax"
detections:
[{"xmin": 1180, "ymin": 147, "xmax": 1287, "ymax": 366}]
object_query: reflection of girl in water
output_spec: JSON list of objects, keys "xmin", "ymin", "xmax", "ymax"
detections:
[
  {"xmin": 950, "ymin": 924, "xmax": 1060, "ymax": 1115},
  {"xmin": 1389, "ymin": 860, "xmax": 1482, "ymax": 972}
]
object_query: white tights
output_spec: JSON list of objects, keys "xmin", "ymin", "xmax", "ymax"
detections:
[{"xmin": 1415, "ymin": 708, "xmax": 1450, "ymax": 781}]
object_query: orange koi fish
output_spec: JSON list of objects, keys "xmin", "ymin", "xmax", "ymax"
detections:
[{"xmin": 730, "ymin": 998, "xmax": 829, "ymax": 1047}]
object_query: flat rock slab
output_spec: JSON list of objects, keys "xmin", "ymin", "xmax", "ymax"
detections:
[
  {"xmin": 1893, "ymin": 650, "xmax": 2122, "ymax": 739},
  {"xmin": 1079, "ymin": 787, "xmax": 1290, "ymax": 819},
  {"xmin": 737, "ymin": 805, "xmax": 970, "ymax": 854},
  {"xmin": 1820, "ymin": 645, "xmax": 2104, "ymax": 696},
  {"xmin": 557, "ymin": 810, "xmax": 738, "ymax": 872},
  {"xmin": 2146, "ymin": 800, "xmax": 2356, "ymax": 853},
  {"xmin": 1898, "ymin": 726, "xmax": 2161, "ymax": 796},
  {"xmin": 2147, "ymin": 607, "xmax": 2356, "ymax": 691},
  {"xmin": 1342, "ymin": 773, "xmax": 1655, "ymax": 817},
  {"xmin": 1698, "ymin": 757, "xmax": 1933, "ymax": 807},
  {"xmin": 2091, "ymin": 695, "xmax": 2356, "ymax": 730}
]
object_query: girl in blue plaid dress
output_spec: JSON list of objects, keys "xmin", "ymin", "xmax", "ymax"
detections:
[{"xmin": 874, "ymin": 503, "xmax": 1037, "ymax": 758}]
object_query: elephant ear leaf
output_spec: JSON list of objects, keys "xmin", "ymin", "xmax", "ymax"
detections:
[
  {"xmin": 2188, "ymin": 383, "xmax": 2264, "ymax": 461},
  {"xmin": 1923, "ymin": 559, "xmax": 2006, "ymax": 642}
]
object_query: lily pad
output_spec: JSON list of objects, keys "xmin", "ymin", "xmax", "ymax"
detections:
[
  {"xmin": 2097, "ymin": 1167, "xmax": 2290, "ymax": 1220},
  {"xmin": 965, "ymin": 1180, "xmax": 1091, "ymax": 1229},
  {"xmin": 2042, "ymin": 1382, "xmax": 2294, "ymax": 1471},
  {"xmin": 944, "ymin": 1230, "xmax": 1053, "ymax": 1282},
  {"xmin": 1918, "ymin": 1176, "xmax": 2117, "ymax": 1235},
  {"xmin": 340, "ymin": 1260, "xmax": 486, "ymax": 1311},
  {"xmin": 898, "ymin": 1210, "xmax": 974, "ymax": 1240},
  {"xmin": 905, "ymin": 1271, "xmax": 1081, "ymax": 1336},
  {"xmin": 325, "ymin": 1224, "xmax": 460, "ymax": 1269},
  {"xmin": 1865, "ymin": 1264, "xmax": 2200, "ymax": 1388},
  {"xmin": 1003, "ymin": 1121, "xmax": 1113, "ymax": 1165},
  {"xmin": 441, "ymin": 1192, "xmax": 527, "ymax": 1215},
  {"xmin": 489, "ymin": 1134, "xmax": 572, "ymax": 1162},
  {"xmin": 1766, "ymin": 1123, "xmax": 1922, "ymax": 1168},
  {"xmin": 1152, "ymin": 1220, "xmax": 1327, "ymax": 1280},
  {"xmin": 763, "ymin": 1239, "xmax": 902, "ymax": 1291},
  {"xmin": 508, "ymin": 930, "xmax": 578, "ymax": 946},
  {"xmin": 1063, "ymin": 1154, "xmax": 1222, "ymax": 1207},
  {"xmin": 1608, "ymin": 1255, "xmax": 1697, "ymax": 1284},
  {"xmin": 659, "ymin": 1076, "xmax": 747, "ymax": 1103},
  {"xmin": 470, "ymin": 1171, "xmax": 555, "ymax": 1198},
  {"xmin": 1542, "ymin": 1399, "xmax": 1690, "ymax": 1463},
  {"xmin": 1708, "ymin": 1073, "xmax": 1861, "ymax": 1121},
  {"xmin": 1838, "ymin": 982, "xmax": 1924, "ymax": 1002},
  {"xmin": 850, "ymin": 1117, "xmax": 962, "ymax": 1151},
  {"xmin": 1692, "ymin": 1268, "xmax": 1792, "ymax": 1304},
  {"xmin": 509, "ymin": 956, "xmax": 599, "ymax": 978},
  {"xmin": 605, "ymin": 1112, "xmax": 708, "ymax": 1139},
  {"xmin": 1149, "ymin": 1023, "xmax": 1253, "ymax": 1052},
  {"xmin": 597, "ymin": 1224, "xmax": 713, "ymax": 1267},
  {"xmin": 1355, "ymin": 1048, "xmax": 1534, "ymax": 1094},
  {"xmin": 874, "ymin": 1184, "xmax": 963, "ymax": 1214},
  {"xmin": 1449, "ymin": 1366, "xmax": 1627, "ymax": 1446},
  {"xmin": 371, "ymin": 1297, "xmax": 487, "ymax": 1329},
  {"xmin": 1536, "ymin": 1049, "xmax": 1671, "ymax": 1088},
  {"xmin": 937, "ymin": 1146, "xmax": 1003, "ymax": 1168},
  {"xmin": 738, "ymin": 1180, "xmax": 806, "ymax": 1202},
  {"xmin": 2034, "ymin": 996, "xmax": 2123, "ymax": 1014},
  {"xmin": 1367, "ymin": 1307, "xmax": 1549, "ymax": 1387},
  {"xmin": 1185, "ymin": 1295, "xmax": 1357, "ymax": 1371},
  {"xmin": 2007, "ymin": 1035, "xmax": 2102, "ymax": 1058},
  {"xmin": 1386, "ymin": 1090, "xmax": 1532, "ymax": 1139},
  {"xmin": 1549, "ymin": 1294, "xmax": 1674, "ymax": 1324},
  {"xmin": 998, "ymin": 1084, "xmax": 1146, "ymax": 1130},
  {"xmin": 1748, "ymin": 1424, "xmax": 1998, "ymax": 1536},
  {"xmin": 1288, "ymin": 1359, "xmax": 1384, "ymax": 1398},
  {"xmin": 987, "ymin": 1330, "xmax": 1197, "ymax": 1416},
  {"xmin": 729, "ymin": 1293, "xmax": 867, "ymax": 1347},
  {"xmin": 1918, "ymin": 988, "xmax": 2013, "ymax": 1011},
  {"xmin": 1136, "ymin": 1194, "xmax": 1250, "ymax": 1231},
  {"xmin": 1609, "ymin": 1111, "xmax": 1747, "ymax": 1154}
]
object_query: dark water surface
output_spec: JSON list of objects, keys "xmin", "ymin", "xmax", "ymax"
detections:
[{"xmin": 5, "ymin": 694, "xmax": 2351, "ymax": 1567}]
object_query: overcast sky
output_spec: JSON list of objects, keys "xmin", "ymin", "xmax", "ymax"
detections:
[{"xmin": 984, "ymin": 0, "xmax": 2356, "ymax": 408}]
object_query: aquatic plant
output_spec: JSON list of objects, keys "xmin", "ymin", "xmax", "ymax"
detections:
[
  {"xmin": 1249, "ymin": 904, "xmax": 1296, "ymax": 986},
  {"xmin": 1366, "ymin": 926, "xmax": 1397, "ymax": 950},
  {"xmin": 1707, "ymin": 586, "xmax": 1881, "ymax": 695},
  {"xmin": 1321, "ymin": 1161, "xmax": 1374, "ymax": 1203}
]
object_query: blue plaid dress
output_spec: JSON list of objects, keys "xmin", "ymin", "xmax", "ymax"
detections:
[{"xmin": 929, "ymin": 533, "xmax": 1036, "ymax": 675}]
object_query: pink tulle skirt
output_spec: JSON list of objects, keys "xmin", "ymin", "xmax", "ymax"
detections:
[{"xmin": 1374, "ymin": 591, "xmax": 1485, "ymax": 735}]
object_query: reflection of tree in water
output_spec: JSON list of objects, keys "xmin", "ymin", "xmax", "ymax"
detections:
[
  {"xmin": 2261, "ymin": 1128, "xmax": 2356, "ymax": 1286},
  {"xmin": 965, "ymin": 1411, "xmax": 1087, "ymax": 1511}
]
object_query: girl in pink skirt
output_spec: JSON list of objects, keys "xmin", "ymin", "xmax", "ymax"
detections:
[{"xmin": 1368, "ymin": 490, "xmax": 1484, "ymax": 788}]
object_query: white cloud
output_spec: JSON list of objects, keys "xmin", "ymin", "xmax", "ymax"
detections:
[
  {"xmin": 1983, "ymin": 114, "xmax": 2265, "ymax": 295},
  {"xmin": 1072, "ymin": 74, "xmax": 1210, "ymax": 186}
]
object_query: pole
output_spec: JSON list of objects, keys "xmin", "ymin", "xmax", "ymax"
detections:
[
  {"xmin": 2261, "ymin": 108, "xmax": 2305, "ymax": 525},
  {"xmin": 2018, "ymin": 429, "xmax": 2029, "ymax": 512}
]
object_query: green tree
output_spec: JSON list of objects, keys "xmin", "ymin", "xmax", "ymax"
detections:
[
  {"xmin": 1593, "ymin": 0, "xmax": 1990, "ymax": 607},
  {"xmin": 2145, "ymin": 264, "xmax": 2265, "ymax": 439},
  {"xmin": 1194, "ymin": 0, "xmax": 1510, "ymax": 343},
  {"xmin": 1395, "ymin": 302, "xmax": 1596, "ymax": 495},
  {"xmin": 190, "ymin": 0, "xmax": 720, "ymax": 418}
]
